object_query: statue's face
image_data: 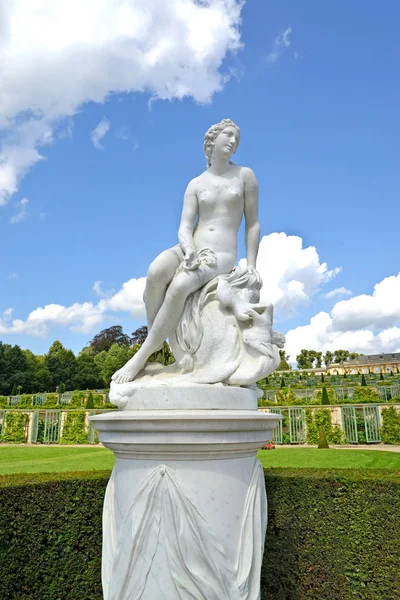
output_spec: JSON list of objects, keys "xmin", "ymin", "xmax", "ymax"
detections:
[{"xmin": 212, "ymin": 126, "xmax": 239, "ymax": 161}]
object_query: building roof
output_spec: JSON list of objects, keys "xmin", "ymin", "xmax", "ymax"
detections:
[{"xmin": 330, "ymin": 352, "xmax": 400, "ymax": 367}]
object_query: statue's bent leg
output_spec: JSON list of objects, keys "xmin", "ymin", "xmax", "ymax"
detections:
[
  {"xmin": 144, "ymin": 246, "xmax": 183, "ymax": 331},
  {"xmin": 113, "ymin": 264, "xmax": 220, "ymax": 383}
]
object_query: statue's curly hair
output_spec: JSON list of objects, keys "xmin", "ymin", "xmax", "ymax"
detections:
[{"xmin": 203, "ymin": 118, "xmax": 240, "ymax": 168}]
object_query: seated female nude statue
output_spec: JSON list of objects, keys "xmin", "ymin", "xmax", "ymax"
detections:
[{"xmin": 113, "ymin": 118, "xmax": 261, "ymax": 383}]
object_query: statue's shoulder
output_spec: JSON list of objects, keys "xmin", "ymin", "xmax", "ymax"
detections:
[{"xmin": 239, "ymin": 165, "xmax": 257, "ymax": 181}]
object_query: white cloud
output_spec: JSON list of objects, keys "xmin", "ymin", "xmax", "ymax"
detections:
[
  {"xmin": 241, "ymin": 232, "xmax": 340, "ymax": 318},
  {"xmin": 266, "ymin": 26, "xmax": 292, "ymax": 64},
  {"xmin": 0, "ymin": 277, "xmax": 146, "ymax": 337},
  {"xmin": 7, "ymin": 272, "xmax": 18, "ymax": 279},
  {"xmin": 0, "ymin": 233, "xmax": 338, "ymax": 338},
  {"xmin": 285, "ymin": 273, "xmax": 400, "ymax": 363},
  {"xmin": 9, "ymin": 196, "xmax": 29, "ymax": 224},
  {"xmin": 91, "ymin": 118, "xmax": 110, "ymax": 150},
  {"xmin": 0, "ymin": 0, "xmax": 243, "ymax": 205},
  {"xmin": 324, "ymin": 287, "xmax": 352, "ymax": 300}
]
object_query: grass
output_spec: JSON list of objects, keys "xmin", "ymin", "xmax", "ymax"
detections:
[
  {"xmin": 258, "ymin": 448, "xmax": 400, "ymax": 469},
  {"xmin": 0, "ymin": 445, "xmax": 399, "ymax": 474}
]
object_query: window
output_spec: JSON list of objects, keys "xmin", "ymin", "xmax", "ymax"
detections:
[
  {"xmin": 362, "ymin": 368, "xmax": 368, "ymax": 374},
  {"xmin": 374, "ymin": 367, "xmax": 380, "ymax": 374}
]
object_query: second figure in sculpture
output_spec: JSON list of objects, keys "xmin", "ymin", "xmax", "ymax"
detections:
[{"xmin": 113, "ymin": 119, "xmax": 261, "ymax": 383}]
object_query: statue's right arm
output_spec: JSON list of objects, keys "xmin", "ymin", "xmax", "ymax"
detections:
[{"xmin": 178, "ymin": 179, "xmax": 198, "ymax": 262}]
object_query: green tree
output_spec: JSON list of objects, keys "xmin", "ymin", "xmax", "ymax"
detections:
[
  {"xmin": 277, "ymin": 350, "xmax": 291, "ymax": 371},
  {"xmin": 333, "ymin": 350, "xmax": 350, "ymax": 364},
  {"xmin": 361, "ymin": 374, "xmax": 367, "ymax": 387},
  {"xmin": 380, "ymin": 371, "xmax": 384, "ymax": 381},
  {"xmin": 296, "ymin": 349, "xmax": 314, "ymax": 370},
  {"xmin": 324, "ymin": 351, "xmax": 333, "ymax": 367},
  {"xmin": 44, "ymin": 341, "xmax": 77, "ymax": 391},
  {"xmin": 86, "ymin": 391, "xmax": 95, "ymax": 409},
  {"xmin": 318, "ymin": 426, "xmax": 330, "ymax": 449},
  {"xmin": 73, "ymin": 353, "xmax": 103, "ymax": 390},
  {"xmin": 280, "ymin": 377, "xmax": 285, "ymax": 388},
  {"xmin": 11, "ymin": 383, "xmax": 18, "ymax": 396},
  {"xmin": 96, "ymin": 344, "xmax": 132, "ymax": 386},
  {"xmin": 88, "ymin": 325, "xmax": 131, "ymax": 355},
  {"xmin": 321, "ymin": 373, "xmax": 325, "ymax": 383},
  {"xmin": 131, "ymin": 326, "xmax": 148, "ymax": 346},
  {"xmin": 321, "ymin": 386, "xmax": 330, "ymax": 405},
  {"xmin": 58, "ymin": 382, "xmax": 66, "ymax": 394}
]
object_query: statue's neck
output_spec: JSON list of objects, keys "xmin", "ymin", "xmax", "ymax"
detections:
[{"xmin": 209, "ymin": 156, "xmax": 230, "ymax": 175}]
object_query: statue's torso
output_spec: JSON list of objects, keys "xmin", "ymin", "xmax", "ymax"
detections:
[{"xmin": 193, "ymin": 166, "xmax": 245, "ymax": 260}]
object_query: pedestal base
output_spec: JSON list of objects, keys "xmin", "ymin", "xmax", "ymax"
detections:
[{"xmin": 90, "ymin": 386, "xmax": 281, "ymax": 600}]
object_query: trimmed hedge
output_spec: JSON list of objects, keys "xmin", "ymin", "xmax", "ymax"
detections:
[{"xmin": 0, "ymin": 469, "xmax": 399, "ymax": 599}]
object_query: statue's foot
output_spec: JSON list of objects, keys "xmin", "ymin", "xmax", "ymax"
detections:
[{"xmin": 112, "ymin": 358, "xmax": 146, "ymax": 384}]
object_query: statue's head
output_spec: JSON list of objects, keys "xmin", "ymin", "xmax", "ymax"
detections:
[{"xmin": 203, "ymin": 119, "xmax": 240, "ymax": 168}]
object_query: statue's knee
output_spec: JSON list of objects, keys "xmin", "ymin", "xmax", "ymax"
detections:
[{"xmin": 147, "ymin": 260, "xmax": 164, "ymax": 284}]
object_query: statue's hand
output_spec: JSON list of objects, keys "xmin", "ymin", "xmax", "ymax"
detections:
[
  {"xmin": 246, "ymin": 266, "xmax": 263, "ymax": 286},
  {"xmin": 183, "ymin": 248, "xmax": 200, "ymax": 271}
]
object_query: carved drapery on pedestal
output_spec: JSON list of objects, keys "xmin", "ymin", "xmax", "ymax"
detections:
[{"xmin": 103, "ymin": 460, "xmax": 267, "ymax": 600}]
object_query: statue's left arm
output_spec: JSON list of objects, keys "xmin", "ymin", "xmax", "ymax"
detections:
[{"xmin": 243, "ymin": 167, "xmax": 261, "ymax": 271}]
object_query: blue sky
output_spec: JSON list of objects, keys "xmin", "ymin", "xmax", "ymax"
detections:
[{"xmin": 1, "ymin": 1, "xmax": 399, "ymax": 362}]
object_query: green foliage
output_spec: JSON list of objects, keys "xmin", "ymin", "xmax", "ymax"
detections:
[
  {"xmin": 15, "ymin": 394, "xmax": 33, "ymax": 409},
  {"xmin": 0, "ymin": 469, "xmax": 398, "ymax": 600},
  {"xmin": 43, "ymin": 394, "xmax": 59, "ymax": 409},
  {"xmin": 305, "ymin": 408, "xmax": 343, "ymax": 445},
  {"xmin": 380, "ymin": 371, "xmax": 384, "ymax": 381},
  {"xmin": 318, "ymin": 426, "xmax": 330, "ymax": 448},
  {"xmin": 280, "ymin": 377, "xmax": 285, "ymax": 388},
  {"xmin": 0, "ymin": 396, "xmax": 8, "ymax": 409},
  {"xmin": 85, "ymin": 391, "xmax": 94, "ymax": 410},
  {"xmin": 381, "ymin": 407, "xmax": 400, "ymax": 444},
  {"xmin": 60, "ymin": 412, "xmax": 88, "ymax": 445},
  {"xmin": 321, "ymin": 373, "xmax": 324, "ymax": 383},
  {"xmin": 93, "ymin": 393, "xmax": 105, "ymax": 408},
  {"xmin": 0, "ymin": 412, "xmax": 29, "ymax": 443},
  {"xmin": 69, "ymin": 391, "xmax": 86, "ymax": 409},
  {"xmin": 58, "ymin": 382, "xmax": 66, "ymax": 394},
  {"xmin": 361, "ymin": 373, "xmax": 367, "ymax": 386},
  {"xmin": 316, "ymin": 387, "xmax": 335, "ymax": 404},
  {"xmin": 353, "ymin": 387, "xmax": 380, "ymax": 403},
  {"xmin": 321, "ymin": 386, "xmax": 330, "ymax": 405}
]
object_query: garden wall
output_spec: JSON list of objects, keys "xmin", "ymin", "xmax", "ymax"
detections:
[{"xmin": 0, "ymin": 469, "xmax": 398, "ymax": 599}]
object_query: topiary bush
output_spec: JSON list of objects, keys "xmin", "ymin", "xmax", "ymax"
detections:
[
  {"xmin": 0, "ymin": 470, "xmax": 399, "ymax": 600},
  {"xmin": 15, "ymin": 394, "xmax": 33, "ymax": 409}
]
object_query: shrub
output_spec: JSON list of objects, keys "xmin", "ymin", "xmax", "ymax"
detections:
[
  {"xmin": 315, "ymin": 386, "xmax": 335, "ymax": 404},
  {"xmin": 93, "ymin": 394, "xmax": 105, "ymax": 408},
  {"xmin": 318, "ymin": 426, "xmax": 329, "ymax": 448},
  {"xmin": 0, "ymin": 470, "xmax": 398, "ymax": 600},
  {"xmin": 69, "ymin": 391, "xmax": 86, "ymax": 409},
  {"xmin": 86, "ymin": 391, "xmax": 95, "ymax": 409},
  {"xmin": 0, "ymin": 412, "xmax": 29, "ymax": 443},
  {"xmin": 43, "ymin": 394, "xmax": 59, "ymax": 409},
  {"xmin": 0, "ymin": 396, "xmax": 9, "ymax": 409},
  {"xmin": 361, "ymin": 373, "xmax": 367, "ymax": 386},
  {"xmin": 321, "ymin": 386, "xmax": 330, "ymax": 405},
  {"xmin": 381, "ymin": 406, "xmax": 400, "ymax": 444},
  {"xmin": 15, "ymin": 394, "xmax": 33, "ymax": 409},
  {"xmin": 60, "ymin": 412, "xmax": 88, "ymax": 444},
  {"xmin": 353, "ymin": 387, "xmax": 380, "ymax": 403},
  {"xmin": 305, "ymin": 408, "xmax": 343, "ymax": 445}
]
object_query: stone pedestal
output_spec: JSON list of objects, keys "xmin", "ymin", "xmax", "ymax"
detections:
[{"xmin": 90, "ymin": 386, "xmax": 281, "ymax": 600}]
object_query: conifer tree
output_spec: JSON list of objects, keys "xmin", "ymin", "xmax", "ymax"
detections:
[
  {"xmin": 361, "ymin": 374, "xmax": 367, "ymax": 387},
  {"xmin": 318, "ymin": 426, "xmax": 330, "ymax": 449},
  {"xmin": 86, "ymin": 391, "xmax": 95, "ymax": 409},
  {"xmin": 380, "ymin": 371, "xmax": 384, "ymax": 381},
  {"xmin": 280, "ymin": 377, "xmax": 285, "ymax": 388},
  {"xmin": 321, "ymin": 386, "xmax": 330, "ymax": 405},
  {"xmin": 321, "ymin": 373, "xmax": 325, "ymax": 383}
]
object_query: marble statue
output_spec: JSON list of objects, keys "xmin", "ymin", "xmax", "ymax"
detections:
[
  {"xmin": 90, "ymin": 120, "xmax": 283, "ymax": 600},
  {"xmin": 112, "ymin": 119, "xmax": 284, "ymax": 389}
]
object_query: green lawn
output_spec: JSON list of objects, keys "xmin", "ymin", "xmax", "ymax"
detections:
[
  {"xmin": 0, "ymin": 445, "xmax": 399, "ymax": 474},
  {"xmin": 258, "ymin": 448, "xmax": 400, "ymax": 469}
]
